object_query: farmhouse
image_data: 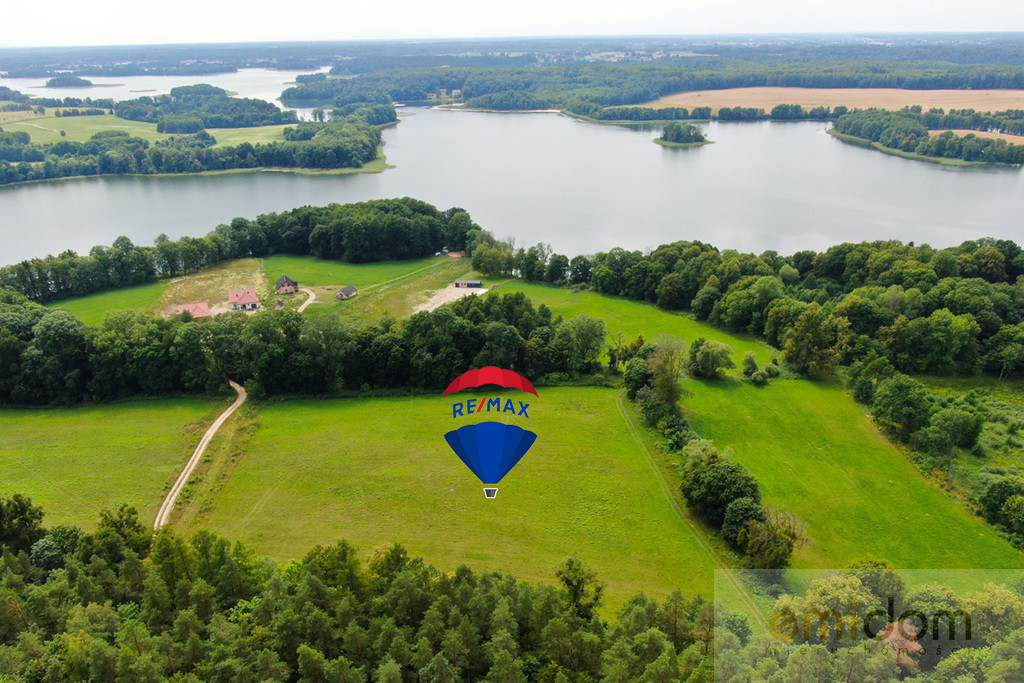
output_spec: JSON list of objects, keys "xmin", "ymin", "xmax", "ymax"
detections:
[
  {"xmin": 173, "ymin": 301, "xmax": 211, "ymax": 320},
  {"xmin": 455, "ymin": 280, "xmax": 483, "ymax": 288},
  {"xmin": 336, "ymin": 285, "xmax": 358, "ymax": 301},
  {"xmin": 228, "ymin": 288, "xmax": 261, "ymax": 311},
  {"xmin": 275, "ymin": 275, "xmax": 298, "ymax": 294}
]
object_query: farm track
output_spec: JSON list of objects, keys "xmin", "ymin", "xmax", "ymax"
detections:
[
  {"xmin": 616, "ymin": 395, "xmax": 769, "ymax": 630},
  {"xmin": 153, "ymin": 381, "xmax": 246, "ymax": 529},
  {"xmin": 297, "ymin": 288, "xmax": 316, "ymax": 312}
]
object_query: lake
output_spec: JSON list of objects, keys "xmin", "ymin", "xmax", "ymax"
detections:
[
  {"xmin": 0, "ymin": 67, "xmax": 330, "ymax": 116},
  {"xmin": 2, "ymin": 107, "xmax": 1023, "ymax": 265}
]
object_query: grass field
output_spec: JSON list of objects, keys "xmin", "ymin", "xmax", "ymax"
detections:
[
  {"xmin": 47, "ymin": 280, "xmax": 169, "ymax": 325},
  {"xmin": 488, "ymin": 282, "xmax": 1023, "ymax": 586},
  {"xmin": 2, "ymin": 113, "xmax": 290, "ymax": 148},
  {"xmin": 0, "ymin": 398, "xmax": 220, "ymax": 528},
  {"xmin": 494, "ymin": 281, "xmax": 775, "ymax": 367},
  {"xmin": 322, "ymin": 257, "xmax": 475, "ymax": 323},
  {"xmin": 644, "ymin": 87, "xmax": 1024, "ymax": 113},
  {"xmin": 687, "ymin": 380, "xmax": 1024, "ymax": 577},
  {"xmin": 158, "ymin": 259, "xmax": 268, "ymax": 314},
  {"xmin": 263, "ymin": 255, "xmax": 442, "ymax": 289},
  {"xmin": 181, "ymin": 387, "xmax": 720, "ymax": 610}
]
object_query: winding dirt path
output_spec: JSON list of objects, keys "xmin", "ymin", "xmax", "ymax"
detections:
[
  {"xmin": 297, "ymin": 288, "xmax": 316, "ymax": 312},
  {"xmin": 154, "ymin": 381, "xmax": 246, "ymax": 530}
]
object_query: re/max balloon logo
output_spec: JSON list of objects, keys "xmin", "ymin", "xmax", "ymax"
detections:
[{"xmin": 441, "ymin": 367, "xmax": 538, "ymax": 499}]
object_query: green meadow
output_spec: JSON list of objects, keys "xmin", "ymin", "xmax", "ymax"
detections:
[
  {"xmin": 495, "ymin": 280, "xmax": 774, "ymax": 366},
  {"xmin": 4, "ymin": 113, "xmax": 292, "ymax": 148},
  {"xmin": 488, "ymin": 282, "xmax": 1024, "ymax": 584},
  {"xmin": 46, "ymin": 279, "xmax": 169, "ymax": 325},
  {"xmin": 687, "ymin": 379, "xmax": 1024, "ymax": 577},
  {"xmin": 262, "ymin": 255, "xmax": 442, "ymax": 288},
  {"xmin": 182, "ymin": 387, "xmax": 718, "ymax": 611},
  {"xmin": 0, "ymin": 398, "xmax": 218, "ymax": 528}
]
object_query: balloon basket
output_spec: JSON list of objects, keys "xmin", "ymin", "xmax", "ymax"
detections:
[{"xmin": 483, "ymin": 488, "xmax": 498, "ymax": 499}]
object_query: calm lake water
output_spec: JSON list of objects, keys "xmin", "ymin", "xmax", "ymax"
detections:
[
  {"xmin": 2, "ymin": 107, "xmax": 1023, "ymax": 264},
  {"xmin": 0, "ymin": 67, "xmax": 328, "ymax": 118}
]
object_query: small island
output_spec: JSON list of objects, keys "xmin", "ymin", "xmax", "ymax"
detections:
[
  {"xmin": 654, "ymin": 121, "xmax": 711, "ymax": 148},
  {"xmin": 45, "ymin": 75, "xmax": 93, "ymax": 88}
]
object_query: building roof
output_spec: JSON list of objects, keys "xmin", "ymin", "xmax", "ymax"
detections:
[
  {"xmin": 174, "ymin": 301, "xmax": 211, "ymax": 319},
  {"xmin": 456, "ymin": 280, "xmax": 483, "ymax": 285},
  {"xmin": 228, "ymin": 288, "xmax": 260, "ymax": 305},
  {"xmin": 276, "ymin": 274, "xmax": 298, "ymax": 288},
  {"xmin": 338, "ymin": 285, "xmax": 358, "ymax": 296}
]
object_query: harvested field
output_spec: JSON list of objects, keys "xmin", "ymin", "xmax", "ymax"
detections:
[{"xmin": 645, "ymin": 87, "xmax": 1024, "ymax": 113}]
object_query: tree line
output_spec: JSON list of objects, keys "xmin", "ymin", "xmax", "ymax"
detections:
[
  {"xmin": 470, "ymin": 236, "xmax": 1024, "ymax": 381},
  {"xmin": 114, "ymin": 84, "xmax": 298, "ymax": 131},
  {"xmin": 0, "ymin": 199, "xmax": 473, "ymax": 302},
  {"xmin": 0, "ymin": 495, "xmax": 740, "ymax": 681},
  {"xmin": 280, "ymin": 60, "xmax": 1024, "ymax": 109},
  {"xmin": 833, "ymin": 110, "xmax": 1024, "ymax": 164},
  {"xmin": 0, "ymin": 286, "xmax": 607, "ymax": 405},
  {"xmin": 0, "ymin": 108, "xmax": 387, "ymax": 187},
  {"xmin": 619, "ymin": 336, "xmax": 800, "ymax": 573}
]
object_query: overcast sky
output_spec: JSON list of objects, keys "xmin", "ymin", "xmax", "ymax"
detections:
[{"xmin": 4, "ymin": 0, "xmax": 1024, "ymax": 48}]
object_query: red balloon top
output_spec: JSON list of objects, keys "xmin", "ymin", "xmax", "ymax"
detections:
[{"xmin": 442, "ymin": 367, "xmax": 538, "ymax": 396}]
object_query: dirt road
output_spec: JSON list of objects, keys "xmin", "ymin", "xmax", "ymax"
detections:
[
  {"xmin": 153, "ymin": 380, "xmax": 246, "ymax": 529},
  {"xmin": 297, "ymin": 288, "xmax": 316, "ymax": 312}
]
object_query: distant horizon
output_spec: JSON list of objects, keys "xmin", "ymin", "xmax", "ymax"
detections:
[
  {"xmin": 5, "ymin": 0, "xmax": 1024, "ymax": 50},
  {"xmin": 3, "ymin": 30, "xmax": 1024, "ymax": 53}
]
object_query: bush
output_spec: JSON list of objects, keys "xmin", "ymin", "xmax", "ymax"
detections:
[
  {"xmin": 749, "ymin": 368, "xmax": 770, "ymax": 386},
  {"xmin": 721, "ymin": 498, "xmax": 766, "ymax": 549},
  {"xmin": 687, "ymin": 338, "xmax": 736, "ymax": 379},
  {"xmin": 679, "ymin": 440, "xmax": 761, "ymax": 528},
  {"xmin": 741, "ymin": 351, "xmax": 759, "ymax": 377}
]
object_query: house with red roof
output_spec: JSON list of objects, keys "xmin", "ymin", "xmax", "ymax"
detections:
[
  {"xmin": 228, "ymin": 288, "xmax": 261, "ymax": 311},
  {"xmin": 174, "ymin": 301, "xmax": 212, "ymax": 320}
]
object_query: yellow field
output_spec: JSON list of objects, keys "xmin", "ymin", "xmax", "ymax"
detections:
[
  {"xmin": 2, "ymin": 112, "xmax": 289, "ymax": 147},
  {"xmin": 645, "ymin": 87, "xmax": 1024, "ymax": 113},
  {"xmin": 935, "ymin": 129, "xmax": 1024, "ymax": 144}
]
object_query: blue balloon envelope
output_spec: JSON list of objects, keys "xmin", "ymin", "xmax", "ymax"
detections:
[{"xmin": 444, "ymin": 422, "xmax": 537, "ymax": 486}]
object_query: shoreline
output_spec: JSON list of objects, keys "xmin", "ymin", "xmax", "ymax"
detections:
[
  {"xmin": 0, "ymin": 146, "xmax": 391, "ymax": 190},
  {"xmin": 826, "ymin": 129, "xmax": 1021, "ymax": 168},
  {"xmin": 653, "ymin": 137, "xmax": 713, "ymax": 148}
]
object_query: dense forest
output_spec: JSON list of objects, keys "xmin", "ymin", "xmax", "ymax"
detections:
[
  {"xmin": 1, "ymin": 500, "xmax": 1023, "ymax": 680},
  {"xmin": 114, "ymin": 84, "xmax": 298, "ymax": 132},
  {"xmin": 0, "ymin": 286, "xmax": 604, "ymax": 404},
  {"xmin": 0, "ymin": 198, "xmax": 458, "ymax": 302},
  {"xmin": 832, "ymin": 110, "xmax": 1024, "ymax": 164},
  {"xmin": 470, "ymin": 236, "xmax": 1024, "ymax": 381},
  {"xmin": 6, "ymin": 34, "xmax": 1024, "ymax": 77},
  {"xmin": 280, "ymin": 60, "xmax": 1024, "ymax": 109},
  {"xmin": 0, "ymin": 104, "xmax": 391, "ymax": 187},
  {"xmin": 0, "ymin": 494, "xmax": 746, "ymax": 681},
  {"xmin": 44, "ymin": 75, "xmax": 93, "ymax": 87}
]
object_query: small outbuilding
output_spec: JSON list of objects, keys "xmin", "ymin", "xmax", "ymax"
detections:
[
  {"xmin": 229, "ymin": 288, "xmax": 261, "ymax": 311},
  {"xmin": 455, "ymin": 280, "xmax": 483, "ymax": 288},
  {"xmin": 275, "ymin": 275, "xmax": 298, "ymax": 294},
  {"xmin": 274, "ymin": 300, "xmax": 285, "ymax": 310},
  {"xmin": 336, "ymin": 285, "xmax": 358, "ymax": 301},
  {"xmin": 174, "ymin": 301, "xmax": 211, "ymax": 320}
]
